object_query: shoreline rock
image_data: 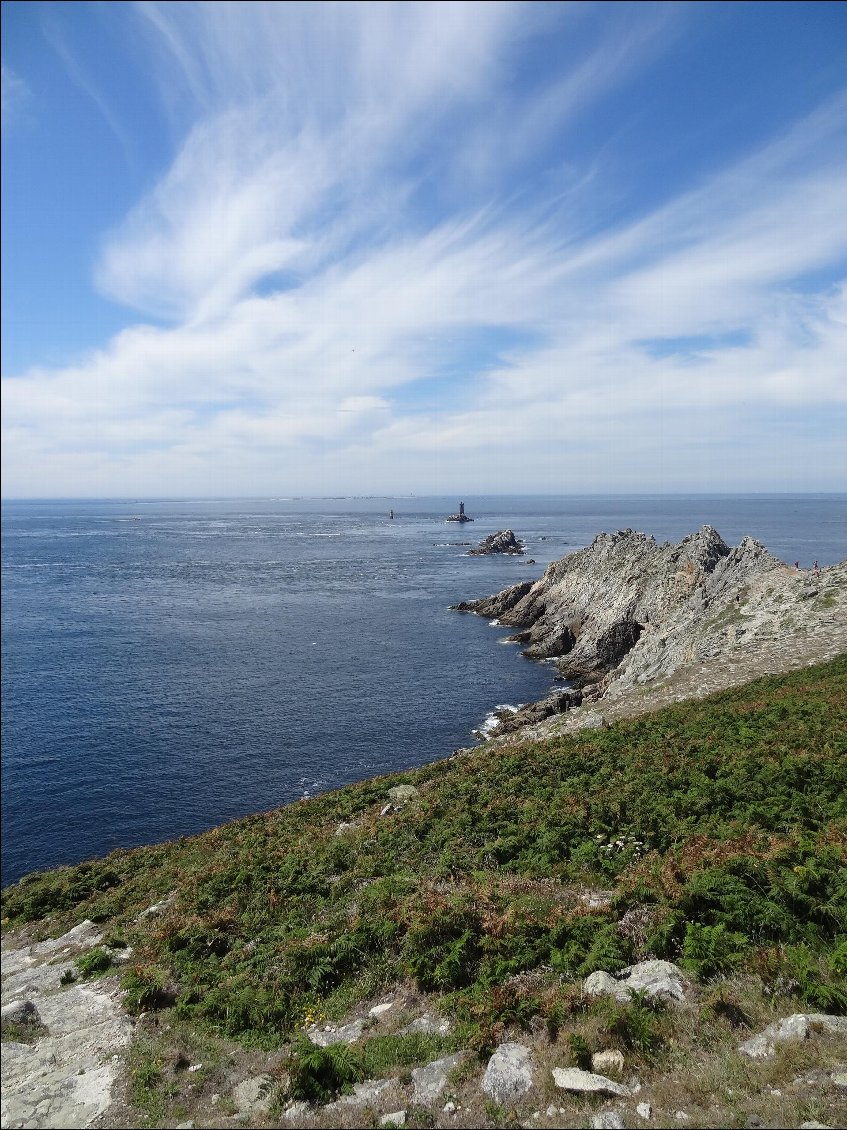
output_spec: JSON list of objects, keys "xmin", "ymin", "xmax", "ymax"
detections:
[
  {"xmin": 467, "ymin": 529, "xmax": 525, "ymax": 556},
  {"xmin": 453, "ymin": 526, "xmax": 846, "ymax": 738}
]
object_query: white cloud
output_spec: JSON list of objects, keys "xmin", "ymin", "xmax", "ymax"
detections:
[
  {"xmin": 2, "ymin": 3, "xmax": 846, "ymax": 496},
  {"xmin": 1, "ymin": 62, "xmax": 30, "ymax": 133}
]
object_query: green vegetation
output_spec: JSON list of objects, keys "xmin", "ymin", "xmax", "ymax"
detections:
[{"xmin": 3, "ymin": 657, "xmax": 846, "ymax": 1108}]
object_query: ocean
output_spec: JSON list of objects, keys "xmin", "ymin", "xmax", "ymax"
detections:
[{"xmin": 2, "ymin": 494, "xmax": 845, "ymax": 888}]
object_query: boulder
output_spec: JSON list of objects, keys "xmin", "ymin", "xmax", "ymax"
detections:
[
  {"xmin": 551, "ymin": 1067, "xmax": 630, "ymax": 1097},
  {"xmin": 0, "ymin": 999, "xmax": 41, "ymax": 1027},
  {"xmin": 584, "ymin": 961, "xmax": 688, "ymax": 1003},
  {"xmin": 592, "ymin": 1050, "xmax": 625, "ymax": 1076},
  {"xmin": 739, "ymin": 1013, "xmax": 847, "ymax": 1058},
  {"xmin": 326, "ymin": 1078, "xmax": 393, "ymax": 1109},
  {"xmin": 412, "ymin": 1052, "xmax": 466, "ymax": 1104},
  {"xmin": 619, "ymin": 960, "xmax": 688, "ymax": 1001},
  {"xmin": 481, "ymin": 1042, "xmax": 534, "ymax": 1104}
]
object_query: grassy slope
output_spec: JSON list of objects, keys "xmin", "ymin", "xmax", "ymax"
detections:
[{"xmin": 3, "ymin": 658, "xmax": 846, "ymax": 1126}]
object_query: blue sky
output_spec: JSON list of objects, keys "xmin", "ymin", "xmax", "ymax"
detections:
[{"xmin": 2, "ymin": 0, "xmax": 846, "ymax": 497}]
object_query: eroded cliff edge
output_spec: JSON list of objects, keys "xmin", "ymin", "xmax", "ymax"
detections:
[{"xmin": 454, "ymin": 525, "xmax": 847, "ymax": 735}]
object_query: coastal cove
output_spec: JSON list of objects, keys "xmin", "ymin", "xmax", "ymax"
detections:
[{"xmin": 2, "ymin": 494, "xmax": 846, "ymax": 886}]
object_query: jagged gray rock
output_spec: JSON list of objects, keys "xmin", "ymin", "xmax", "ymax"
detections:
[
  {"xmin": 468, "ymin": 530, "xmax": 525, "ymax": 556},
  {"xmin": 412, "ymin": 1052, "xmax": 466, "ymax": 1104},
  {"xmin": 481, "ymin": 1042, "xmax": 534, "ymax": 1104},
  {"xmin": 455, "ymin": 526, "xmax": 845, "ymax": 736}
]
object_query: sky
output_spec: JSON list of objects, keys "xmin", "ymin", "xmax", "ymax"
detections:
[{"xmin": 2, "ymin": 1, "xmax": 846, "ymax": 498}]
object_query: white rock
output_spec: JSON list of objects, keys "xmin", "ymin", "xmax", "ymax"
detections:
[
  {"xmin": 308, "ymin": 1017, "xmax": 367, "ymax": 1046},
  {"xmin": 551, "ymin": 1067, "xmax": 629, "ymax": 1097},
  {"xmin": 444, "ymin": 1100, "xmax": 457, "ymax": 1113},
  {"xmin": 636, "ymin": 1101, "xmax": 652, "ymax": 1119},
  {"xmin": 369, "ymin": 1001, "xmax": 395, "ymax": 1017},
  {"xmin": 799, "ymin": 1122, "xmax": 831, "ymax": 1129},
  {"xmin": 481, "ymin": 1042, "xmax": 535, "ymax": 1105},
  {"xmin": 674, "ymin": 1112, "xmax": 689, "ymax": 1122},
  {"xmin": 283, "ymin": 1100, "xmax": 311, "ymax": 1121},
  {"xmin": 584, "ymin": 971, "xmax": 629, "ymax": 1002},
  {"xmin": 380, "ymin": 1111, "xmax": 406, "ymax": 1127},
  {"xmin": 738, "ymin": 1012, "xmax": 847, "ymax": 1058},
  {"xmin": 619, "ymin": 959, "xmax": 688, "ymax": 1001},
  {"xmin": 591, "ymin": 1049, "xmax": 625, "ymax": 1076}
]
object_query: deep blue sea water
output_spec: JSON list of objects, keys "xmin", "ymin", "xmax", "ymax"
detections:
[{"xmin": 2, "ymin": 494, "xmax": 845, "ymax": 887}]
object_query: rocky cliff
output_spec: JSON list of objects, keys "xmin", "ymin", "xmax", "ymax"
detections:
[{"xmin": 454, "ymin": 526, "xmax": 846, "ymax": 733}]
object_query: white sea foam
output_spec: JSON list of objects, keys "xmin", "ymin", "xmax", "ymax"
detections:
[
  {"xmin": 488, "ymin": 618, "xmax": 500, "ymax": 626},
  {"xmin": 472, "ymin": 703, "xmax": 522, "ymax": 739}
]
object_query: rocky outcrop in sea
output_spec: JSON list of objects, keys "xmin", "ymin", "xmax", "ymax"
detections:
[
  {"xmin": 467, "ymin": 529, "xmax": 525, "ymax": 556},
  {"xmin": 454, "ymin": 525, "xmax": 846, "ymax": 736}
]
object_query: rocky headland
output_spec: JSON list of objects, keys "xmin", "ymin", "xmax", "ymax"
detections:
[
  {"xmin": 454, "ymin": 525, "xmax": 847, "ymax": 736},
  {"xmin": 467, "ymin": 529, "xmax": 525, "ymax": 556}
]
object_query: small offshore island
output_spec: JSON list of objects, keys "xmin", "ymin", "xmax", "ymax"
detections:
[{"xmin": 2, "ymin": 526, "xmax": 846, "ymax": 1130}]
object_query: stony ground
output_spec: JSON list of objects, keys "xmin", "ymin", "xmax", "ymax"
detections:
[{"xmin": 3, "ymin": 926, "xmax": 846, "ymax": 1130}]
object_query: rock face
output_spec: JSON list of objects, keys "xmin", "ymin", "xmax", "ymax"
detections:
[
  {"xmin": 1, "ymin": 922, "xmax": 133, "ymax": 1129},
  {"xmin": 468, "ymin": 530, "xmax": 525, "ymax": 556},
  {"xmin": 454, "ymin": 526, "xmax": 846, "ymax": 734}
]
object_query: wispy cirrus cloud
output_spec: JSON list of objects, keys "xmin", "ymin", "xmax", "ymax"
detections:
[
  {"xmin": 1, "ymin": 62, "xmax": 30, "ymax": 133},
  {"xmin": 2, "ymin": 2, "xmax": 846, "ymax": 497}
]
